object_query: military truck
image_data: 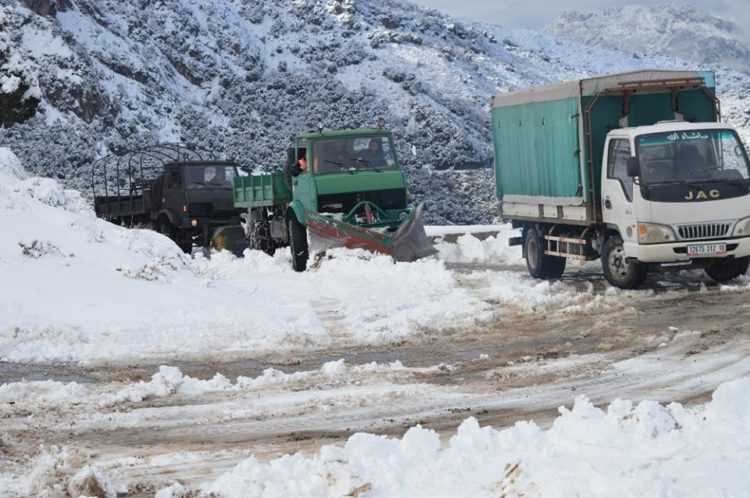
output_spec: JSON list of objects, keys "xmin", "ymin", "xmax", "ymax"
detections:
[
  {"xmin": 228, "ymin": 128, "xmax": 435, "ymax": 271},
  {"xmin": 492, "ymin": 70, "xmax": 750, "ymax": 289},
  {"xmin": 92, "ymin": 145, "xmax": 245, "ymax": 253}
]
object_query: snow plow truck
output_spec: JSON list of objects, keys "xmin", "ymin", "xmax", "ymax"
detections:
[{"xmin": 214, "ymin": 128, "xmax": 436, "ymax": 271}]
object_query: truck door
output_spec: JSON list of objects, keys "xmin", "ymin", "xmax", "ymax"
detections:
[
  {"xmin": 163, "ymin": 166, "xmax": 185, "ymax": 224},
  {"xmin": 293, "ymin": 146, "xmax": 316, "ymax": 213},
  {"xmin": 602, "ymin": 138, "xmax": 637, "ymax": 244}
]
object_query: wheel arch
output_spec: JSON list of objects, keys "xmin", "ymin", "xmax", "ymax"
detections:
[{"xmin": 285, "ymin": 201, "xmax": 305, "ymax": 225}]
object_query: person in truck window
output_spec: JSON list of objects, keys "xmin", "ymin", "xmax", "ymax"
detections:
[
  {"xmin": 675, "ymin": 145, "xmax": 707, "ymax": 179},
  {"xmin": 364, "ymin": 138, "xmax": 387, "ymax": 168},
  {"xmin": 315, "ymin": 139, "xmax": 350, "ymax": 173},
  {"xmin": 288, "ymin": 149, "xmax": 308, "ymax": 177}
]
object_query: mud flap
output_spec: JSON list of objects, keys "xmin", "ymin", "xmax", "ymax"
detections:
[
  {"xmin": 391, "ymin": 204, "xmax": 437, "ymax": 262},
  {"xmin": 211, "ymin": 225, "xmax": 248, "ymax": 257}
]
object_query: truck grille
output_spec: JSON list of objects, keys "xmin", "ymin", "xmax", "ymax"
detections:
[{"xmin": 676, "ymin": 222, "xmax": 732, "ymax": 241}]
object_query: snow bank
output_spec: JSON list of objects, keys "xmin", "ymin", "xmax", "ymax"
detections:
[
  {"xmin": 0, "ymin": 360, "xmax": 428, "ymax": 412},
  {"xmin": 0, "ymin": 378, "xmax": 90, "ymax": 404},
  {"xmin": 199, "ymin": 377, "xmax": 750, "ymax": 497},
  {"xmin": 0, "ymin": 152, "xmax": 590, "ymax": 364}
]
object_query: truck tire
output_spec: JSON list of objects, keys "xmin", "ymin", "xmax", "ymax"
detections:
[
  {"xmin": 158, "ymin": 219, "xmax": 192, "ymax": 254},
  {"xmin": 288, "ymin": 217, "xmax": 308, "ymax": 272},
  {"xmin": 248, "ymin": 209, "xmax": 275, "ymax": 256},
  {"xmin": 704, "ymin": 256, "xmax": 750, "ymax": 282},
  {"xmin": 176, "ymin": 232, "xmax": 193, "ymax": 254},
  {"xmin": 524, "ymin": 227, "xmax": 566, "ymax": 280},
  {"xmin": 601, "ymin": 235, "xmax": 648, "ymax": 289}
]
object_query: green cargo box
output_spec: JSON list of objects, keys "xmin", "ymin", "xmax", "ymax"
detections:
[
  {"xmin": 233, "ymin": 172, "xmax": 292, "ymax": 209},
  {"xmin": 491, "ymin": 70, "xmax": 719, "ymax": 224}
]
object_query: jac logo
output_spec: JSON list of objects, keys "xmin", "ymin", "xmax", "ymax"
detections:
[{"xmin": 685, "ymin": 189, "xmax": 720, "ymax": 201}]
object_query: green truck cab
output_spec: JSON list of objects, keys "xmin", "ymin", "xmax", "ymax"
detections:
[{"xmin": 230, "ymin": 128, "xmax": 434, "ymax": 271}]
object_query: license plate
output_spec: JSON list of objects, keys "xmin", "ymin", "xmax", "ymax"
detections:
[{"xmin": 687, "ymin": 243, "xmax": 727, "ymax": 256}]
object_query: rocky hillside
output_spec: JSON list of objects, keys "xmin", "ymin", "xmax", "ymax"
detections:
[
  {"xmin": 1, "ymin": 0, "xmax": 750, "ymax": 223},
  {"xmin": 545, "ymin": 4, "xmax": 750, "ymax": 73}
]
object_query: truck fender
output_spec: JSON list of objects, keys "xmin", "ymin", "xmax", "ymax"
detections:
[
  {"xmin": 157, "ymin": 209, "xmax": 181, "ymax": 228},
  {"xmin": 285, "ymin": 201, "xmax": 306, "ymax": 225}
]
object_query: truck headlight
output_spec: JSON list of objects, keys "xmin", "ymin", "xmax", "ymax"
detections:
[
  {"xmin": 638, "ymin": 222, "xmax": 676, "ymax": 244},
  {"xmin": 733, "ymin": 217, "xmax": 750, "ymax": 236}
]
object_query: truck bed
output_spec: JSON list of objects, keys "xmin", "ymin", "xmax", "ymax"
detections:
[
  {"xmin": 233, "ymin": 172, "xmax": 291, "ymax": 209},
  {"xmin": 491, "ymin": 69, "xmax": 719, "ymax": 224},
  {"xmin": 94, "ymin": 195, "xmax": 148, "ymax": 219}
]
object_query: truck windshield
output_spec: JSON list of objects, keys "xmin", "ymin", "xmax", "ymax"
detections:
[
  {"xmin": 183, "ymin": 165, "xmax": 237, "ymax": 188},
  {"xmin": 636, "ymin": 129, "xmax": 750, "ymax": 185},
  {"xmin": 312, "ymin": 136, "xmax": 396, "ymax": 174}
]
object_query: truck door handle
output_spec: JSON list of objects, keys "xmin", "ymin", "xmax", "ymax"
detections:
[{"xmin": 604, "ymin": 198, "xmax": 612, "ymax": 209}]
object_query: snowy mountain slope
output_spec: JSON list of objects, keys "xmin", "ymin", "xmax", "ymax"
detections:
[
  {"xmin": 1, "ymin": 0, "xmax": 750, "ymax": 223},
  {"xmin": 545, "ymin": 4, "xmax": 750, "ymax": 72}
]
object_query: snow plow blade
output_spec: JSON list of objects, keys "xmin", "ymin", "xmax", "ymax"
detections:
[
  {"xmin": 391, "ymin": 204, "xmax": 437, "ymax": 262},
  {"xmin": 211, "ymin": 225, "xmax": 248, "ymax": 257},
  {"xmin": 305, "ymin": 202, "xmax": 436, "ymax": 262}
]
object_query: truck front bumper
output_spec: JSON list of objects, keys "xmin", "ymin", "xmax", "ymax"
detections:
[{"xmin": 626, "ymin": 236, "xmax": 750, "ymax": 263}]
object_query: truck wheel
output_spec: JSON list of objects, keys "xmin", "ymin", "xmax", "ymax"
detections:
[
  {"xmin": 158, "ymin": 219, "xmax": 191, "ymax": 254},
  {"xmin": 524, "ymin": 227, "xmax": 566, "ymax": 279},
  {"xmin": 157, "ymin": 219, "xmax": 175, "ymax": 240},
  {"xmin": 288, "ymin": 217, "xmax": 308, "ymax": 272},
  {"xmin": 176, "ymin": 230, "xmax": 193, "ymax": 254},
  {"xmin": 248, "ymin": 209, "xmax": 275, "ymax": 256},
  {"xmin": 704, "ymin": 256, "xmax": 750, "ymax": 282},
  {"xmin": 601, "ymin": 235, "xmax": 648, "ymax": 289}
]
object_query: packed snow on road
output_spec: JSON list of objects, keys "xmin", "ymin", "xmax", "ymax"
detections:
[{"xmin": 2, "ymin": 148, "xmax": 750, "ymax": 496}]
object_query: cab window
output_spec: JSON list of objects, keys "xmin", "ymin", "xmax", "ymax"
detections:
[{"xmin": 608, "ymin": 139, "xmax": 633, "ymax": 201}]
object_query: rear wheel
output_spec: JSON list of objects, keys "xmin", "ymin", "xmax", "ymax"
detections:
[
  {"xmin": 248, "ymin": 209, "xmax": 275, "ymax": 256},
  {"xmin": 524, "ymin": 227, "xmax": 566, "ymax": 279},
  {"xmin": 705, "ymin": 256, "xmax": 750, "ymax": 282},
  {"xmin": 601, "ymin": 235, "xmax": 648, "ymax": 289},
  {"xmin": 288, "ymin": 217, "xmax": 309, "ymax": 272}
]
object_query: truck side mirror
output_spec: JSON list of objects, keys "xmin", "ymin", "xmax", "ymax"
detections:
[{"xmin": 626, "ymin": 157, "xmax": 640, "ymax": 177}]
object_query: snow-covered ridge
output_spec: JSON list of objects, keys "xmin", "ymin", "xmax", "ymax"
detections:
[
  {"xmin": 2, "ymin": 0, "xmax": 750, "ymax": 223},
  {"xmin": 545, "ymin": 4, "xmax": 750, "ymax": 73}
]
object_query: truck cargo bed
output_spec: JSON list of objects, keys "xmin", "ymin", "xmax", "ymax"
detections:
[
  {"xmin": 94, "ymin": 195, "xmax": 148, "ymax": 219},
  {"xmin": 491, "ymin": 70, "xmax": 719, "ymax": 224}
]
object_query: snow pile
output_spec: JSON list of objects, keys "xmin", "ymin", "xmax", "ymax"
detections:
[
  {"xmin": 111, "ymin": 366, "xmax": 232, "ymax": 402},
  {"xmin": 434, "ymin": 226, "xmax": 522, "ymax": 266},
  {"xmin": 0, "ymin": 360, "xmax": 432, "ymax": 415},
  {"xmin": 0, "ymin": 147, "xmax": 26, "ymax": 184},
  {"xmin": 0, "ymin": 379, "xmax": 90, "ymax": 405},
  {"xmin": 200, "ymin": 377, "xmax": 750, "ymax": 497}
]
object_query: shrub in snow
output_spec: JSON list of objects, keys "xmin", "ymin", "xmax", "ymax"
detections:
[{"xmin": 18, "ymin": 239, "xmax": 65, "ymax": 258}]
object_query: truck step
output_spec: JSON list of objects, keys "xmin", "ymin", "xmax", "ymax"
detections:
[{"xmin": 544, "ymin": 234, "xmax": 596, "ymax": 261}]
